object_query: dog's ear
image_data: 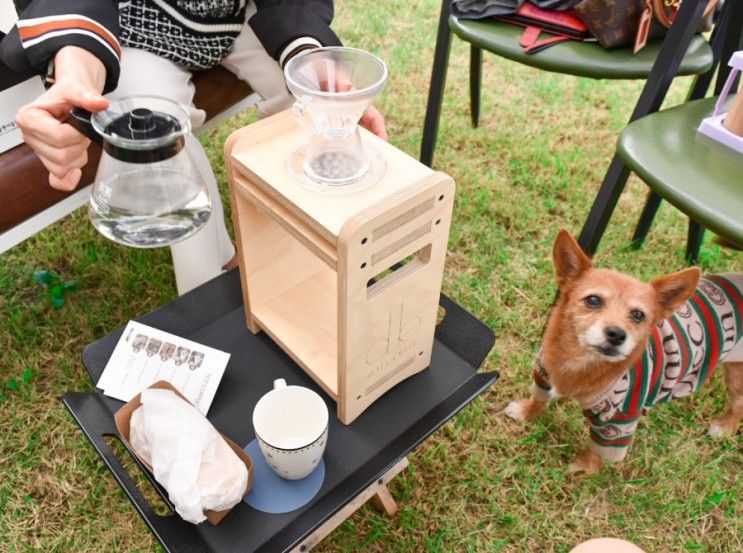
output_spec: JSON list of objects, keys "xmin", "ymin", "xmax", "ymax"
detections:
[
  {"xmin": 552, "ymin": 229, "xmax": 592, "ymax": 287},
  {"xmin": 650, "ymin": 267, "xmax": 701, "ymax": 320}
]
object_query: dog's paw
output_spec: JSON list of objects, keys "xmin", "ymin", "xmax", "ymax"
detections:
[
  {"xmin": 568, "ymin": 461, "xmax": 600, "ymax": 475},
  {"xmin": 568, "ymin": 449, "xmax": 603, "ymax": 474},
  {"xmin": 708, "ymin": 420, "xmax": 735, "ymax": 438},
  {"xmin": 568, "ymin": 460, "xmax": 586, "ymax": 474},
  {"xmin": 503, "ymin": 401, "xmax": 527, "ymax": 421}
]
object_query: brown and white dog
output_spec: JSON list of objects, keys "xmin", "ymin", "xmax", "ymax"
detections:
[{"xmin": 505, "ymin": 230, "xmax": 743, "ymax": 473}]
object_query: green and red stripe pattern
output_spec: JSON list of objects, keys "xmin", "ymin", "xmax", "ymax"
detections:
[{"xmin": 583, "ymin": 274, "xmax": 743, "ymax": 461}]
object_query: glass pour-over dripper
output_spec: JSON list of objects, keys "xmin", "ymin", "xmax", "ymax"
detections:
[{"xmin": 284, "ymin": 47, "xmax": 388, "ymax": 190}]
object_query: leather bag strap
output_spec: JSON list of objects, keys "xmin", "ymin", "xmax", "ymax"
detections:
[
  {"xmin": 519, "ymin": 26, "xmax": 573, "ymax": 54},
  {"xmin": 652, "ymin": 0, "xmax": 718, "ymax": 28}
]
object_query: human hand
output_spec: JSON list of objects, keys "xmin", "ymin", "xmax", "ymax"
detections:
[
  {"xmin": 320, "ymin": 76, "xmax": 388, "ymax": 141},
  {"xmin": 15, "ymin": 46, "xmax": 108, "ymax": 191},
  {"xmin": 359, "ymin": 105, "xmax": 387, "ymax": 141}
]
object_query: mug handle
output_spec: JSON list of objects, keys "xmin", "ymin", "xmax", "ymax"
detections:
[{"xmin": 273, "ymin": 378, "xmax": 287, "ymax": 390}]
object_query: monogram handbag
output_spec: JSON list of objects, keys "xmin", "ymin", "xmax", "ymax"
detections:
[
  {"xmin": 573, "ymin": 0, "xmax": 643, "ymax": 49},
  {"xmin": 573, "ymin": 0, "xmax": 717, "ymax": 51},
  {"xmin": 634, "ymin": 0, "xmax": 717, "ymax": 52}
]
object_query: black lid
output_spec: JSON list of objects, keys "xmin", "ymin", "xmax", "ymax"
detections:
[
  {"xmin": 103, "ymin": 108, "xmax": 181, "ymax": 140},
  {"xmin": 99, "ymin": 108, "xmax": 185, "ymax": 163}
]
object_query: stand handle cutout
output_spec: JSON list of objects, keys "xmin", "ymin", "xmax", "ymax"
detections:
[{"xmin": 366, "ymin": 244, "xmax": 432, "ymax": 299}]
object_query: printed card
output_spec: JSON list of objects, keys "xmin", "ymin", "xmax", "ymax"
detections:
[{"xmin": 97, "ymin": 321, "xmax": 230, "ymax": 415}]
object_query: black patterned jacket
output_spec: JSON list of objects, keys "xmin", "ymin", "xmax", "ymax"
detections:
[{"xmin": 0, "ymin": 0, "xmax": 341, "ymax": 93}]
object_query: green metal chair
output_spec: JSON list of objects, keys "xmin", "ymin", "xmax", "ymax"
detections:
[
  {"xmin": 421, "ymin": 1, "xmax": 714, "ymax": 165},
  {"xmin": 453, "ymin": 19, "xmax": 712, "ymax": 124},
  {"xmin": 420, "ymin": 0, "xmax": 725, "ymax": 259},
  {"xmin": 589, "ymin": 0, "xmax": 742, "ymax": 262},
  {"xmin": 618, "ymin": 96, "xmax": 743, "ymax": 254}
]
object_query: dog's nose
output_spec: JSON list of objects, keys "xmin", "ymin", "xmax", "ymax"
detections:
[{"xmin": 605, "ymin": 326, "xmax": 627, "ymax": 346}]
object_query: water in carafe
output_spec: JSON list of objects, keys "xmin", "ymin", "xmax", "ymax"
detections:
[
  {"xmin": 76, "ymin": 98, "xmax": 213, "ymax": 248},
  {"xmin": 89, "ymin": 165, "xmax": 211, "ymax": 248}
]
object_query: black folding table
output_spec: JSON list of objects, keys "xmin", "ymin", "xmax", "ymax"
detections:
[{"xmin": 63, "ymin": 270, "xmax": 497, "ymax": 552}]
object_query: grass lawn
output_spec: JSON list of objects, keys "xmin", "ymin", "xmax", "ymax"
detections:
[{"xmin": 2, "ymin": 0, "xmax": 742, "ymax": 551}]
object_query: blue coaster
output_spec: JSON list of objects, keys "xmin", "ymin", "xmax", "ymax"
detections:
[{"xmin": 243, "ymin": 439, "xmax": 325, "ymax": 514}]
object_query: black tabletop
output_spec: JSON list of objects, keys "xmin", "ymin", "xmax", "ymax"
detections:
[{"xmin": 64, "ymin": 269, "xmax": 497, "ymax": 552}]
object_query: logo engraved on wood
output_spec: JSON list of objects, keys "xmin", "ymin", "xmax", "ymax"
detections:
[{"xmin": 364, "ymin": 303, "xmax": 422, "ymax": 374}]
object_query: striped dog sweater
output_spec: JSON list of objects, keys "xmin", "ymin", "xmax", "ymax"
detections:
[{"xmin": 532, "ymin": 274, "xmax": 743, "ymax": 462}]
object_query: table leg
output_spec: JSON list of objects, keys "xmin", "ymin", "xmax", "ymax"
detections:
[
  {"xmin": 291, "ymin": 457, "xmax": 410, "ymax": 552},
  {"xmin": 371, "ymin": 485, "xmax": 399, "ymax": 517}
]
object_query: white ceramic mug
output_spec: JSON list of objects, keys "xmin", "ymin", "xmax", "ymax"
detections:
[{"xmin": 252, "ymin": 379, "xmax": 329, "ymax": 480}]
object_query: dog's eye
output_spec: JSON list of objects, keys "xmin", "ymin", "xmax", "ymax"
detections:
[
  {"xmin": 584, "ymin": 295, "xmax": 602, "ymax": 308},
  {"xmin": 630, "ymin": 309, "xmax": 645, "ymax": 323}
]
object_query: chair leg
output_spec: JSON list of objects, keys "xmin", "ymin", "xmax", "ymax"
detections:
[
  {"xmin": 685, "ymin": 220, "xmax": 705, "ymax": 265},
  {"xmin": 630, "ymin": 0, "xmax": 742, "ymax": 248},
  {"xmin": 577, "ymin": 0, "xmax": 709, "ymax": 256},
  {"xmin": 470, "ymin": 45, "xmax": 482, "ymax": 128},
  {"xmin": 577, "ymin": 156, "xmax": 631, "ymax": 256},
  {"xmin": 630, "ymin": 191, "xmax": 663, "ymax": 249},
  {"xmin": 420, "ymin": 0, "xmax": 453, "ymax": 167}
]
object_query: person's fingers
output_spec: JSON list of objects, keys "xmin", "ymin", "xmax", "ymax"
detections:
[
  {"xmin": 17, "ymin": 106, "xmax": 91, "ymax": 148},
  {"xmin": 15, "ymin": 79, "xmax": 107, "ymax": 154},
  {"xmin": 336, "ymin": 78, "xmax": 353, "ymax": 92},
  {"xmin": 318, "ymin": 74, "xmax": 353, "ymax": 92},
  {"xmin": 25, "ymin": 135, "xmax": 90, "ymax": 167},
  {"xmin": 76, "ymin": 88, "xmax": 109, "ymax": 112},
  {"xmin": 14, "ymin": 79, "xmax": 101, "ymax": 192},
  {"xmin": 36, "ymin": 80, "xmax": 108, "ymax": 117},
  {"xmin": 49, "ymin": 167, "xmax": 83, "ymax": 191},
  {"xmin": 36, "ymin": 146, "xmax": 88, "ymax": 180},
  {"xmin": 40, "ymin": 154, "xmax": 88, "ymax": 182},
  {"xmin": 323, "ymin": 76, "xmax": 387, "ymax": 139},
  {"xmin": 360, "ymin": 106, "xmax": 388, "ymax": 141}
]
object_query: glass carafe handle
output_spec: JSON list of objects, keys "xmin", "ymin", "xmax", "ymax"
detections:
[{"xmin": 64, "ymin": 108, "xmax": 102, "ymax": 145}]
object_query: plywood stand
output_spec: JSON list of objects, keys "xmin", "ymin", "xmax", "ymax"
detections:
[{"xmin": 226, "ymin": 110, "xmax": 455, "ymax": 424}]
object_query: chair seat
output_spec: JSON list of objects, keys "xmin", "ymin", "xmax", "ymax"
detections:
[
  {"xmin": 450, "ymin": 17, "xmax": 713, "ymax": 79},
  {"xmin": 618, "ymin": 96, "xmax": 743, "ymax": 247}
]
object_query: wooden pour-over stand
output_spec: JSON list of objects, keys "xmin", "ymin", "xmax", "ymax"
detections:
[
  {"xmin": 226, "ymin": 110, "xmax": 454, "ymax": 425},
  {"xmin": 225, "ymin": 111, "xmax": 454, "ymax": 548}
]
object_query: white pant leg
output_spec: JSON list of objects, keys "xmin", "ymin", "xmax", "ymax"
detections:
[
  {"xmin": 109, "ymin": 47, "xmax": 234, "ymax": 295},
  {"xmin": 167, "ymin": 133, "xmax": 235, "ymax": 295},
  {"xmin": 220, "ymin": 1, "xmax": 293, "ymax": 117},
  {"xmin": 109, "ymin": 47, "xmax": 207, "ymax": 128}
]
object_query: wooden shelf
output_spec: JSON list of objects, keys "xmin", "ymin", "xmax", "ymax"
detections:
[
  {"xmin": 226, "ymin": 109, "xmax": 455, "ymax": 423},
  {"xmin": 252, "ymin": 269, "xmax": 338, "ymax": 399},
  {"xmin": 232, "ymin": 172, "xmax": 337, "ymax": 268}
]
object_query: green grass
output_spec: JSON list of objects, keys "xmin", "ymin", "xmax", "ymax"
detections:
[{"xmin": 2, "ymin": 0, "xmax": 742, "ymax": 551}]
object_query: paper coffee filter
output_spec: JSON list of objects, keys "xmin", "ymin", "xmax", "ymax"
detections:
[{"xmin": 129, "ymin": 388, "xmax": 247, "ymax": 524}]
